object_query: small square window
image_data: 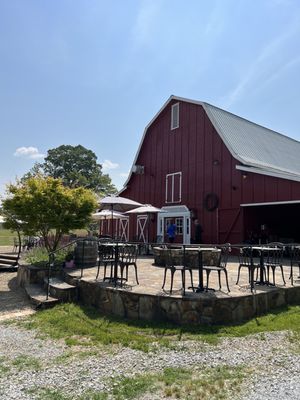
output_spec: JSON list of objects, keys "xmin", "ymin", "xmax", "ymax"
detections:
[{"xmin": 171, "ymin": 103, "xmax": 179, "ymax": 130}]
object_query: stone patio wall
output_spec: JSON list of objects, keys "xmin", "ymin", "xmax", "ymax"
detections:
[{"xmin": 78, "ymin": 281, "xmax": 300, "ymax": 325}]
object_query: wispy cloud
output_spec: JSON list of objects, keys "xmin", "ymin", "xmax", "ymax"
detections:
[
  {"xmin": 259, "ymin": 55, "xmax": 300, "ymax": 89},
  {"xmin": 223, "ymin": 17, "xmax": 300, "ymax": 108},
  {"xmin": 203, "ymin": 1, "xmax": 227, "ymax": 38},
  {"xmin": 120, "ymin": 171, "xmax": 129, "ymax": 178},
  {"xmin": 102, "ymin": 159, "xmax": 119, "ymax": 171},
  {"xmin": 131, "ymin": 0, "xmax": 161, "ymax": 47},
  {"xmin": 14, "ymin": 146, "xmax": 45, "ymax": 159}
]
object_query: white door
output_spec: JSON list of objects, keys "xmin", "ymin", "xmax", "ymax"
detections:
[
  {"xmin": 119, "ymin": 218, "xmax": 129, "ymax": 241},
  {"xmin": 157, "ymin": 212, "xmax": 191, "ymax": 244},
  {"xmin": 137, "ymin": 215, "xmax": 148, "ymax": 242}
]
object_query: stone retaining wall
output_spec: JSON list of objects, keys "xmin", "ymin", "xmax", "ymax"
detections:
[
  {"xmin": 78, "ymin": 280, "xmax": 300, "ymax": 325},
  {"xmin": 18, "ymin": 263, "xmax": 300, "ymax": 325}
]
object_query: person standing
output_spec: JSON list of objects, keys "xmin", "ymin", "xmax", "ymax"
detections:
[
  {"xmin": 194, "ymin": 219, "xmax": 203, "ymax": 244},
  {"xmin": 166, "ymin": 220, "xmax": 177, "ymax": 243}
]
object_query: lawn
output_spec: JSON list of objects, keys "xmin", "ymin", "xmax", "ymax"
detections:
[
  {"xmin": 6, "ymin": 303, "xmax": 300, "ymax": 400},
  {"xmin": 0, "ymin": 228, "xmax": 17, "ymax": 246},
  {"xmin": 19, "ymin": 303, "xmax": 300, "ymax": 352}
]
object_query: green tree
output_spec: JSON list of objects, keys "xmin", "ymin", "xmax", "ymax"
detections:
[
  {"xmin": 22, "ymin": 145, "xmax": 117, "ymax": 195},
  {"xmin": 1, "ymin": 177, "xmax": 98, "ymax": 252}
]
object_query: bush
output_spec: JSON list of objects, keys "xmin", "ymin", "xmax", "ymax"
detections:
[{"xmin": 24, "ymin": 246, "xmax": 75, "ymax": 269}]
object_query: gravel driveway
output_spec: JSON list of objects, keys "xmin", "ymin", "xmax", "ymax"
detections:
[{"xmin": 0, "ymin": 322, "xmax": 299, "ymax": 399}]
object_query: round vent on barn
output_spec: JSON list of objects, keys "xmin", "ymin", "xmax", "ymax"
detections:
[{"xmin": 204, "ymin": 193, "xmax": 219, "ymax": 212}]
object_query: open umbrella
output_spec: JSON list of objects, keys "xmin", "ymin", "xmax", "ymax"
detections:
[
  {"xmin": 126, "ymin": 204, "xmax": 166, "ymax": 248},
  {"xmin": 91, "ymin": 210, "xmax": 125, "ymax": 236},
  {"xmin": 99, "ymin": 196, "xmax": 142, "ymax": 239}
]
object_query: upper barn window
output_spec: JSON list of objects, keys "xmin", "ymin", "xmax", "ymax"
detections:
[
  {"xmin": 166, "ymin": 172, "xmax": 182, "ymax": 203},
  {"xmin": 171, "ymin": 103, "xmax": 179, "ymax": 130}
]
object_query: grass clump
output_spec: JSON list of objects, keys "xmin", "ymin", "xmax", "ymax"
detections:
[
  {"xmin": 111, "ymin": 374, "xmax": 157, "ymax": 399},
  {"xmin": 0, "ymin": 356, "xmax": 10, "ymax": 375},
  {"xmin": 26, "ymin": 387, "xmax": 71, "ymax": 400},
  {"xmin": 160, "ymin": 365, "xmax": 247, "ymax": 399},
  {"xmin": 12, "ymin": 354, "xmax": 41, "ymax": 371}
]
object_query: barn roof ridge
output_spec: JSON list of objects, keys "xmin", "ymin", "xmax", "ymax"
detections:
[{"xmin": 119, "ymin": 95, "xmax": 300, "ymax": 193}]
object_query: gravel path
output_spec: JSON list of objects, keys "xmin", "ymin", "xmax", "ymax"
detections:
[{"xmin": 0, "ymin": 322, "xmax": 299, "ymax": 399}]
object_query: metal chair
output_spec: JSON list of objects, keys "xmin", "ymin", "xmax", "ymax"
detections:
[
  {"xmin": 118, "ymin": 245, "xmax": 139, "ymax": 286},
  {"xmin": 202, "ymin": 245, "xmax": 231, "ymax": 292},
  {"xmin": 264, "ymin": 243, "xmax": 285, "ymax": 285},
  {"xmin": 288, "ymin": 244, "xmax": 300, "ymax": 286},
  {"xmin": 236, "ymin": 246, "xmax": 260, "ymax": 285},
  {"xmin": 161, "ymin": 247, "xmax": 193, "ymax": 295},
  {"xmin": 96, "ymin": 244, "xmax": 115, "ymax": 280}
]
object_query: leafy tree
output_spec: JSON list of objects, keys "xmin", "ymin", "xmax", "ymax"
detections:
[
  {"xmin": 22, "ymin": 145, "xmax": 117, "ymax": 196},
  {"xmin": 1, "ymin": 177, "xmax": 98, "ymax": 252}
]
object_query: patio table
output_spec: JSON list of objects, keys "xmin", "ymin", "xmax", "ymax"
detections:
[
  {"xmin": 102, "ymin": 243, "xmax": 132, "ymax": 286},
  {"xmin": 247, "ymin": 246, "xmax": 281, "ymax": 286},
  {"xmin": 187, "ymin": 247, "xmax": 219, "ymax": 293}
]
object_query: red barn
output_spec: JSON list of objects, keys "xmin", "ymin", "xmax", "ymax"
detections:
[{"xmin": 119, "ymin": 95, "xmax": 300, "ymax": 245}]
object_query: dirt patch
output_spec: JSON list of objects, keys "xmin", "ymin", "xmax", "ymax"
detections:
[{"xmin": 0, "ymin": 272, "xmax": 35, "ymax": 321}]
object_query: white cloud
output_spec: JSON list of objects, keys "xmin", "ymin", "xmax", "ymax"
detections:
[
  {"xmin": 14, "ymin": 146, "xmax": 45, "ymax": 159},
  {"xmin": 102, "ymin": 159, "xmax": 119, "ymax": 171},
  {"xmin": 120, "ymin": 172, "xmax": 130, "ymax": 178}
]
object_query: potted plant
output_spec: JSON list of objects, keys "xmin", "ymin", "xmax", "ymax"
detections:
[{"xmin": 64, "ymin": 252, "xmax": 75, "ymax": 269}]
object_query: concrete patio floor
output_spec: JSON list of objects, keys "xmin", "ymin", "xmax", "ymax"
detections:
[{"xmin": 68, "ymin": 256, "xmax": 299, "ymax": 299}]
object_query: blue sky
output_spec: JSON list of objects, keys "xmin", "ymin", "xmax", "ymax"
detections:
[{"xmin": 0, "ymin": 0, "xmax": 300, "ymax": 196}]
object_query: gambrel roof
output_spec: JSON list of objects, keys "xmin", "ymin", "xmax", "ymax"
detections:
[
  {"xmin": 121, "ymin": 95, "xmax": 300, "ymax": 191},
  {"xmin": 202, "ymin": 101, "xmax": 300, "ymax": 182}
]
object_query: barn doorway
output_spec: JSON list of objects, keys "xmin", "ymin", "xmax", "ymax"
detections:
[
  {"xmin": 157, "ymin": 205, "xmax": 191, "ymax": 244},
  {"xmin": 242, "ymin": 200, "xmax": 300, "ymax": 243}
]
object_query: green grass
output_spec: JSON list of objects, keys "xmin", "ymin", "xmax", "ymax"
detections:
[
  {"xmin": 11, "ymin": 354, "xmax": 41, "ymax": 371},
  {"xmin": 0, "ymin": 228, "xmax": 17, "ymax": 246},
  {"xmin": 18, "ymin": 303, "xmax": 300, "ymax": 352},
  {"xmin": 26, "ymin": 388, "xmax": 72, "ymax": 400},
  {"xmin": 26, "ymin": 365, "xmax": 247, "ymax": 400},
  {"xmin": 0, "ymin": 356, "xmax": 10, "ymax": 375},
  {"xmin": 159, "ymin": 365, "xmax": 247, "ymax": 399}
]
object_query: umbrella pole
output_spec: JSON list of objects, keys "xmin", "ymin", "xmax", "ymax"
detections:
[
  {"xmin": 111, "ymin": 206, "xmax": 114, "ymax": 240},
  {"xmin": 147, "ymin": 213, "xmax": 150, "ymax": 255}
]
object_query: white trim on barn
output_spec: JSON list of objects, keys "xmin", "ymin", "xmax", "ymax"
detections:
[
  {"xmin": 241, "ymin": 200, "xmax": 300, "ymax": 207},
  {"xmin": 236, "ymin": 165, "xmax": 300, "ymax": 183}
]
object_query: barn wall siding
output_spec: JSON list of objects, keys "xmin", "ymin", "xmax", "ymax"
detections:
[{"xmin": 122, "ymin": 100, "xmax": 300, "ymax": 243}]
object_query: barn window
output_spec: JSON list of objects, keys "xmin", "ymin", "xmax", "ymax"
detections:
[
  {"xmin": 171, "ymin": 103, "xmax": 179, "ymax": 130},
  {"xmin": 175, "ymin": 217, "xmax": 183, "ymax": 235},
  {"xmin": 166, "ymin": 172, "xmax": 182, "ymax": 203}
]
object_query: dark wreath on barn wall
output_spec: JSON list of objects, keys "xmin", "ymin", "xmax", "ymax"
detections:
[{"xmin": 203, "ymin": 193, "xmax": 219, "ymax": 211}]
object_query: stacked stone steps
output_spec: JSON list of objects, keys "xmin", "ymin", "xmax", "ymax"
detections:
[
  {"xmin": 43, "ymin": 277, "xmax": 78, "ymax": 302},
  {"xmin": 24, "ymin": 284, "xmax": 59, "ymax": 309},
  {"xmin": 24, "ymin": 274, "xmax": 78, "ymax": 309},
  {"xmin": 0, "ymin": 254, "xmax": 19, "ymax": 272}
]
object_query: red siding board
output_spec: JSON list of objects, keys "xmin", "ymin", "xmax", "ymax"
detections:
[
  {"xmin": 291, "ymin": 182, "xmax": 300, "ymax": 199},
  {"xmin": 277, "ymin": 179, "xmax": 292, "ymax": 201}
]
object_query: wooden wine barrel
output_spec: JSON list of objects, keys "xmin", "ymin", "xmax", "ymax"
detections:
[{"xmin": 74, "ymin": 238, "xmax": 98, "ymax": 268}]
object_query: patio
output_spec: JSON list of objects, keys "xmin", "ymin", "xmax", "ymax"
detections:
[{"xmin": 64, "ymin": 255, "xmax": 300, "ymax": 325}]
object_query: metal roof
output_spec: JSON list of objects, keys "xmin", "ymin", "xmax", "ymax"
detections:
[{"xmin": 202, "ymin": 102, "xmax": 300, "ymax": 180}]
